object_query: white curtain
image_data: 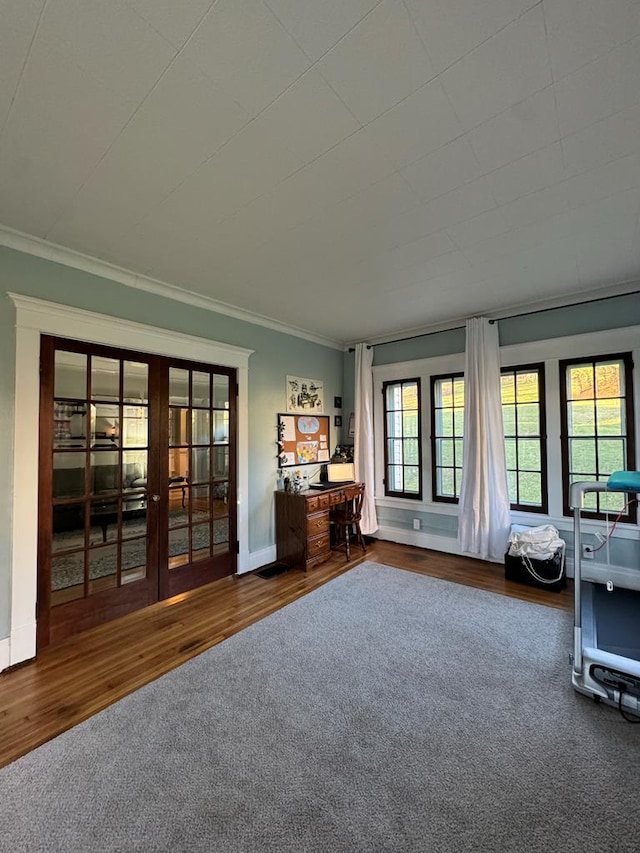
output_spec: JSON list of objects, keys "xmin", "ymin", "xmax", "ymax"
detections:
[
  {"xmin": 354, "ymin": 343, "xmax": 378, "ymax": 535},
  {"xmin": 458, "ymin": 318, "xmax": 511, "ymax": 561}
]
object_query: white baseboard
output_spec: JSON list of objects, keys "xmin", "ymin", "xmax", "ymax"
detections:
[
  {"xmin": 373, "ymin": 525, "xmax": 461, "ymax": 555},
  {"xmin": 239, "ymin": 545, "xmax": 277, "ymax": 574},
  {"xmin": 0, "ymin": 622, "xmax": 37, "ymax": 671},
  {"xmin": 0, "ymin": 636, "xmax": 10, "ymax": 673},
  {"xmin": 9, "ymin": 620, "xmax": 36, "ymax": 668}
]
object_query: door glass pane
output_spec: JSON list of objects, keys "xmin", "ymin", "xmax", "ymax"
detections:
[
  {"xmin": 213, "ymin": 375, "xmax": 229, "ymax": 409},
  {"xmin": 192, "ymin": 523, "xmax": 210, "ymax": 560},
  {"xmin": 93, "ymin": 404, "xmax": 120, "ymax": 447},
  {"xmin": 192, "ymin": 485, "xmax": 210, "ymax": 522},
  {"xmin": 52, "ymin": 502, "xmax": 85, "ymax": 551},
  {"xmin": 122, "ymin": 502, "xmax": 147, "ymax": 539},
  {"xmin": 169, "ymin": 368, "xmax": 189, "ymax": 405},
  {"xmin": 169, "ymin": 408, "xmax": 189, "ymax": 445},
  {"xmin": 192, "ymin": 371, "xmax": 210, "ymax": 407},
  {"xmin": 123, "ymin": 450, "xmax": 147, "ymax": 491},
  {"xmin": 121, "ymin": 537, "xmax": 147, "ymax": 580},
  {"xmin": 192, "ymin": 448, "xmax": 210, "ymax": 483},
  {"xmin": 90, "ymin": 450, "xmax": 119, "ymax": 495},
  {"xmin": 212, "ymin": 483, "xmax": 228, "ymax": 517},
  {"xmin": 89, "ymin": 498, "xmax": 119, "ymax": 545},
  {"xmin": 168, "ymin": 447, "xmax": 189, "ymax": 481},
  {"xmin": 213, "ymin": 517, "xmax": 229, "ymax": 554},
  {"xmin": 123, "ymin": 405, "xmax": 148, "ymax": 447},
  {"xmin": 53, "ymin": 452, "xmax": 86, "ymax": 498},
  {"xmin": 88, "ymin": 544, "xmax": 118, "ymax": 591},
  {"xmin": 169, "ymin": 527, "xmax": 189, "ymax": 568},
  {"xmin": 54, "ymin": 401, "xmax": 89, "ymax": 449},
  {"xmin": 91, "ymin": 356, "xmax": 120, "ymax": 401},
  {"xmin": 213, "ymin": 411, "xmax": 229, "ymax": 443},
  {"xmin": 51, "ymin": 552, "xmax": 84, "ymax": 599},
  {"xmin": 55, "ymin": 351, "xmax": 87, "ymax": 399},
  {"xmin": 213, "ymin": 447, "xmax": 228, "ymax": 479},
  {"xmin": 192, "ymin": 410, "xmax": 210, "ymax": 444},
  {"xmin": 169, "ymin": 484, "xmax": 188, "ymax": 527},
  {"xmin": 123, "ymin": 361, "xmax": 148, "ymax": 403}
]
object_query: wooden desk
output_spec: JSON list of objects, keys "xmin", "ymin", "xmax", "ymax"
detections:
[{"xmin": 275, "ymin": 484, "xmax": 360, "ymax": 572}]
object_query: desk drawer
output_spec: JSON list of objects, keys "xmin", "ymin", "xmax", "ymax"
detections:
[
  {"xmin": 307, "ymin": 531, "xmax": 330, "ymax": 558},
  {"xmin": 307, "ymin": 512, "xmax": 329, "ymax": 536}
]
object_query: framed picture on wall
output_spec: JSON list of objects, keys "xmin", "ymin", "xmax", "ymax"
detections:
[
  {"xmin": 348, "ymin": 412, "xmax": 355, "ymax": 438},
  {"xmin": 286, "ymin": 375, "xmax": 324, "ymax": 414}
]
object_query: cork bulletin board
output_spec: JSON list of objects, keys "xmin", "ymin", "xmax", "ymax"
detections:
[{"xmin": 277, "ymin": 413, "xmax": 331, "ymax": 468}]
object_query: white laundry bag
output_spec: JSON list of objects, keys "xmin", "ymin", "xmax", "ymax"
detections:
[{"xmin": 508, "ymin": 523, "xmax": 565, "ymax": 561}]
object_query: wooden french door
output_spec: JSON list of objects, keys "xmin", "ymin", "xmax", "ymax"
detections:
[{"xmin": 37, "ymin": 337, "xmax": 237, "ymax": 647}]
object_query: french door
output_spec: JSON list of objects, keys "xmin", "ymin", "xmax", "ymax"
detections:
[{"xmin": 37, "ymin": 337, "xmax": 237, "ymax": 647}]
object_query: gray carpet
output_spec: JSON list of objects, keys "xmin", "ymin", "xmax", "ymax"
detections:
[{"xmin": 1, "ymin": 562, "xmax": 638, "ymax": 852}]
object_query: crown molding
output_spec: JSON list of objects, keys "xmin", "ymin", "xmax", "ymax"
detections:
[{"xmin": 0, "ymin": 225, "xmax": 343, "ymax": 351}]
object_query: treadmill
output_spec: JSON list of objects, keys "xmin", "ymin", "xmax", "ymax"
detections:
[{"xmin": 570, "ymin": 471, "xmax": 640, "ymax": 719}]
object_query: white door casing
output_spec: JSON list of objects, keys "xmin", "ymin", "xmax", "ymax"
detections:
[{"xmin": 8, "ymin": 293, "xmax": 253, "ymax": 667}]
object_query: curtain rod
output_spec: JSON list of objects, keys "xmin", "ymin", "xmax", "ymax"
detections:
[{"xmin": 348, "ymin": 289, "xmax": 640, "ymax": 352}]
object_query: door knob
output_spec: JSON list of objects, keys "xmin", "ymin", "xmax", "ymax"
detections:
[{"xmin": 151, "ymin": 494, "xmax": 160, "ymax": 502}]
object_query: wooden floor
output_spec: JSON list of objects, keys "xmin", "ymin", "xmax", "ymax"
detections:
[{"xmin": 0, "ymin": 540, "xmax": 572, "ymax": 769}]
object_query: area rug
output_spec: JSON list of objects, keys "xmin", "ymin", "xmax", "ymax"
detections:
[
  {"xmin": 1, "ymin": 562, "xmax": 638, "ymax": 852},
  {"xmin": 52, "ymin": 514, "xmax": 229, "ymax": 589}
]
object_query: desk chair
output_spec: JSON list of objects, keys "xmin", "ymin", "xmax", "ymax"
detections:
[{"xmin": 331, "ymin": 483, "xmax": 366, "ymax": 561}]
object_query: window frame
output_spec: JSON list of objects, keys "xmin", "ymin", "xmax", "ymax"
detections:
[
  {"xmin": 430, "ymin": 372, "xmax": 464, "ymax": 504},
  {"xmin": 382, "ymin": 377, "xmax": 422, "ymax": 500},
  {"xmin": 559, "ymin": 352, "xmax": 636, "ymax": 522},
  {"xmin": 501, "ymin": 362, "xmax": 548, "ymax": 514}
]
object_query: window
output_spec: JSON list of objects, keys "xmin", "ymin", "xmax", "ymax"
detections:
[
  {"xmin": 501, "ymin": 365, "xmax": 547, "ymax": 513},
  {"xmin": 383, "ymin": 379, "xmax": 421, "ymax": 498},
  {"xmin": 560, "ymin": 353, "xmax": 636, "ymax": 520},
  {"xmin": 431, "ymin": 374, "xmax": 464, "ymax": 502},
  {"xmin": 431, "ymin": 367, "xmax": 547, "ymax": 509}
]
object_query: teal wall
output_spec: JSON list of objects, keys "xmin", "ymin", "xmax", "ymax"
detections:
[
  {"xmin": 369, "ymin": 292, "xmax": 640, "ymax": 366},
  {"xmin": 0, "ymin": 246, "xmax": 344, "ymax": 641}
]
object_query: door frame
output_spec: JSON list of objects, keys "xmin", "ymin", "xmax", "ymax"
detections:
[{"xmin": 8, "ymin": 293, "xmax": 253, "ymax": 667}]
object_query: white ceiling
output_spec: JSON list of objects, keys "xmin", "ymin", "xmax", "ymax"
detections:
[{"xmin": 1, "ymin": 0, "xmax": 639, "ymax": 347}]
